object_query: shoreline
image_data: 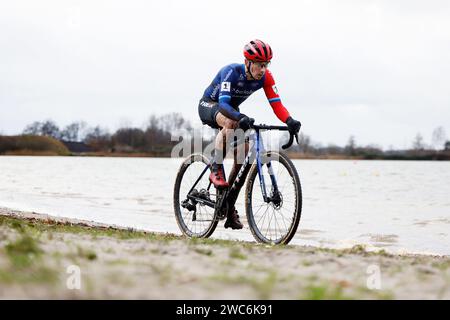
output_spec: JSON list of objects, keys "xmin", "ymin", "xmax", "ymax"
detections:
[
  {"xmin": 0, "ymin": 208, "xmax": 449, "ymax": 299},
  {"xmin": 1, "ymin": 152, "xmax": 450, "ymax": 161},
  {"xmin": 0, "ymin": 207, "xmax": 447, "ymax": 258}
]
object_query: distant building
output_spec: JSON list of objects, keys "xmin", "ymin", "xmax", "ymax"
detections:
[{"xmin": 60, "ymin": 140, "xmax": 92, "ymax": 153}]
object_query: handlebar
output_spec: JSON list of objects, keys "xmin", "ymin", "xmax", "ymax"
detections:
[
  {"xmin": 236, "ymin": 123, "xmax": 300, "ymax": 149},
  {"xmin": 281, "ymin": 131, "xmax": 299, "ymax": 149}
]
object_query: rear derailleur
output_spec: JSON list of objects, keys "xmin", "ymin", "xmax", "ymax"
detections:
[{"xmin": 181, "ymin": 188, "xmax": 211, "ymax": 221}]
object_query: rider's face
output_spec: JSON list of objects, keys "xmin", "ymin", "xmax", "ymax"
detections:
[{"xmin": 246, "ymin": 60, "xmax": 270, "ymax": 80}]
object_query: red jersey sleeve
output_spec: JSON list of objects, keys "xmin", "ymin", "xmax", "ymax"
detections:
[{"xmin": 263, "ymin": 70, "xmax": 290, "ymax": 123}]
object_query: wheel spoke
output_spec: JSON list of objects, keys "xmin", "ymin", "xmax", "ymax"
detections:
[
  {"xmin": 258, "ymin": 205, "xmax": 270, "ymax": 232},
  {"xmin": 265, "ymin": 207, "xmax": 275, "ymax": 239},
  {"xmin": 255, "ymin": 204, "xmax": 269, "ymax": 226}
]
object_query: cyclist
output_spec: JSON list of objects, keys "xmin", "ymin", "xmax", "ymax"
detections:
[{"xmin": 198, "ymin": 39, "xmax": 301, "ymax": 229}]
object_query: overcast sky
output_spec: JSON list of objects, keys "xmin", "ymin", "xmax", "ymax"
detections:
[{"xmin": 1, "ymin": 0, "xmax": 449, "ymax": 149}]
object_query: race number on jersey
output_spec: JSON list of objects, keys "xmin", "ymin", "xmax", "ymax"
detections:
[{"xmin": 221, "ymin": 82, "xmax": 231, "ymax": 92}]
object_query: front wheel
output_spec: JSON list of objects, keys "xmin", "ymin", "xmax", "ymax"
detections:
[{"xmin": 245, "ymin": 151, "xmax": 302, "ymax": 244}]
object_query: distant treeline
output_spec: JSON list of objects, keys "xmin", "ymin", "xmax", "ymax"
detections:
[
  {"xmin": 290, "ymin": 132, "xmax": 450, "ymax": 160},
  {"xmin": 17, "ymin": 113, "xmax": 197, "ymax": 155},
  {"xmin": 1, "ymin": 114, "xmax": 449, "ymax": 160}
]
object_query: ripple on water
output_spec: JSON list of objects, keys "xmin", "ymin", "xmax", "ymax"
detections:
[{"xmin": 359, "ymin": 233, "xmax": 399, "ymax": 244}]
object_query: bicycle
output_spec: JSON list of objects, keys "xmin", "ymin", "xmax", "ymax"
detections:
[{"xmin": 173, "ymin": 123, "xmax": 302, "ymax": 244}]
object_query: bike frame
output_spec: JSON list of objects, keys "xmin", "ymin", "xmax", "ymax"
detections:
[{"xmin": 187, "ymin": 127, "xmax": 281, "ymax": 209}]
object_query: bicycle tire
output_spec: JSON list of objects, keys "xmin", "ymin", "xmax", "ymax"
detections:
[
  {"xmin": 173, "ymin": 153, "xmax": 218, "ymax": 238},
  {"xmin": 245, "ymin": 151, "xmax": 302, "ymax": 244}
]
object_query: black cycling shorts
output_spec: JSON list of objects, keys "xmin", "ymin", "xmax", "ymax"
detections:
[{"xmin": 198, "ymin": 98, "xmax": 221, "ymax": 129}]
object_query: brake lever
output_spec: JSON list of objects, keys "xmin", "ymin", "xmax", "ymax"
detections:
[{"xmin": 281, "ymin": 132, "xmax": 294, "ymax": 150}]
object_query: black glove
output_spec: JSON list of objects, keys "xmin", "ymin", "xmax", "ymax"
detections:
[
  {"xmin": 238, "ymin": 115, "xmax": 255, "ymax": 131},
  {"xmin": 286, "ymin": 116, "xmax": 301, "ymax": 133}
]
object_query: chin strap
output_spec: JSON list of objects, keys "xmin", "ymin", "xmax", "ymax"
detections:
[{"xmin": 246, "ymin": 61, "xmax": 257, "ymax": 80}]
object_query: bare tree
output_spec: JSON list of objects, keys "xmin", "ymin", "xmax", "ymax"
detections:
[
  {"xmin": 326, "ymin": 144, "xmax": 344, "ymax": 155},
  {"xmin": 84, "ymin": 126, "xmax": 111, "ymax": 151},
  {"xmin": 344, "ymin": 135, "xmax": 356, "ymax": 156},
  {"xmin": 22, "ymin": 120, "xmax": 61, "ymax": 139},
  {"xmin": 298, "ymin": 133, "xmax": 311, "ymax": 153},
  {"xmin": 412, "ymin": 133, "xmax": 425, "ymax": 151},
  {"xmin": 162, "ymin": 113, "xmax": 192, "ymax": 137},
  {"xmin": 159, "ymin": 113, "xmax": 182, "ymax": 132},
  {"xmin": 112, "ymin": 128, "xmax": 146, "ymax": 150},
  {"xmin": 431, "ymin": 126, "xmax": 447, "ymax": 150},
  {"xmin": 61, "ymin": 121, "xmax": 87, "ymax": 142},
  {"xmin": 445, "ymin": 141, "xmax": 450, "ymax": 151},
  {"xmin": 145, "ymin": 115, "xmax": 160, "ymax": 133},
  {"xmin": 23, "ymin": 121, "xmax": 43, "ymax": 135},
  {"xmin": 40, "ymin": 120, "xmax": 61, "ymax": 139}
]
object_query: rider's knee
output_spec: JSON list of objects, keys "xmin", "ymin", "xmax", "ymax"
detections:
[
  {"xmin": 222, "ymin": 118, "xmax": 238, "ymax": 130},
  {"xmin": 216, "ymin": 112, "xmax": 238, "ymax": 130}
]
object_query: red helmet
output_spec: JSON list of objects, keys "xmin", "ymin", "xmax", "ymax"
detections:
[{"xmin": 243, "ymin": 39, "xmax": 273, "ymax": 62}]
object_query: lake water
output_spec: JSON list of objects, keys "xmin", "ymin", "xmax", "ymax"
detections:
[{"xmin": 0, "ymin": 156, "xmax": 449, "ymax": 256}]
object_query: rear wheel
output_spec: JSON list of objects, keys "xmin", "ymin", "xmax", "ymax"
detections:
[{"xmin": 173, "ymin": 154, "xmax": 218, "ymax": 238}]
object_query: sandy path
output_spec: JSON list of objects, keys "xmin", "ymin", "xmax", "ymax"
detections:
[{"xmin": 0, "ymin": 208, "xmax": 449, "ymax": 299}]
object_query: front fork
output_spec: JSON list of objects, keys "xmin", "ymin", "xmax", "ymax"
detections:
[{"xmin": 255, "ymin": 132, "xmax": 280, "ymax": 203}]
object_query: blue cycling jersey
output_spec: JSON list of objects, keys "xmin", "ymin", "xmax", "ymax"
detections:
[
  {"xmin": 202, "ymin": 63, "xmax": 265, "ymax": 120},
  {"xmin": 201, "ymin": 63, "xmax": 290, "ymax": 123}
]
